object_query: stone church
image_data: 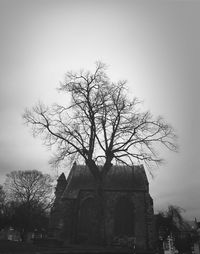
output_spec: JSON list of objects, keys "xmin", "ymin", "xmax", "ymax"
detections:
[{"xmin": 49, "ymin": 163, "xmax": 155, "ymax": 251}]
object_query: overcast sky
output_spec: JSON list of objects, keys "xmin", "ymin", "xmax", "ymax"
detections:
[{"xmin": 0, "ymin": 0, "xmax": 200, "ymax": 219}]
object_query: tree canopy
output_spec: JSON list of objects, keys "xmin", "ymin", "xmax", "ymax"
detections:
[
  {"xmin": 0, "ymin": 185, "xmax": 5, "ymax": 206},
  {"xmin": 156, "ymin": 205, "xmax": 186, "ymax": 241},
  {"xmin": 3, "ymin": 170, "xmax": 53, "ymax": 241},
  {"xmin": 156, "ymin": 205, "xmax": 198, "ymax": 253},
  {"xmin": 23, "ymin": 62, "xmax": 177, "ymax": 182},
  {"xmin": 5, "ymin": 170, "xmax": 53, "ymax": 209}
]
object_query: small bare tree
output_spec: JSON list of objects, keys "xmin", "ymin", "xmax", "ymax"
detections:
[
  {"xmin": 23, "ymin": 62, "xmax": 177, "ymax": 184},
  {"xmin": 5, "ymin": 170, "xmax": 53, "ymax": 241},
  {"xmin": 0, "ymin": 185, "xmax": 5, "ymax": 206},
  {"xmin": 5, "ymin": 170, "xmax": 53, "ymax": 209},
  {"xmin": 156, "ymin": 206, "xmax": 194, "ymax": 253}
]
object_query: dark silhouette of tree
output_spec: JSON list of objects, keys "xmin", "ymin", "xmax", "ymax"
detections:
[
  {"xmin": 0, "ymin": 185, "xmax": 6, "ymax": 229},
  {"xmin": 157, "ymin": 205, "xmax": 186, "ymax": 239},
  {"xmin": 4, "ymin": 170, "xmax": 53, "ymax": 241},
  {"xmin": 5, "ymin": 170, "xmax": 53, "ymax": 209},
  {"xmin": 9, "ymin": 202, "xmax": 49, "ymax": 242},
  {"xmin": 0, "ymin": 185, "xmax": 5, "ymax": 203},
  {"xmin": 23, "ymin": 62, "xmax": 177, "ymax": 184},
  {"xmin": 156, "ymin": 205, "xmax": 196, "ymax": 254}
]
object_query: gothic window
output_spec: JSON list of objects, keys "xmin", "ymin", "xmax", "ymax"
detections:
[
  {"xmin": 114, "ymin": 196, "xmax": 135, "ymax": 236},
  {"xmin": 78, "ymin": 197, "xmax": 99, "ymax": 243}
]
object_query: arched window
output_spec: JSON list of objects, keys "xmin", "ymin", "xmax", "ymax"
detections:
[
  {"xmin": 78, "ymin": 197, "xmax": 99, "ymax": 243},
  {"xmin": 114, "ymin": 196, "xmax": 135, "ymax": 236}
]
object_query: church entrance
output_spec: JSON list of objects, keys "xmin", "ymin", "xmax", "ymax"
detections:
[
  {"xmin": 78, "ymin": 197, "xmax": 100, "ymax": 244},
  {"xmin": 114, "ymin": 196, "xmax": 135, "ymax": 236}
]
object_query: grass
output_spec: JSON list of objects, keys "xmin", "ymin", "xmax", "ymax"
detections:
[{"xmin": 0, "ymin": 240, "xmax": 37, "ymax": 253}]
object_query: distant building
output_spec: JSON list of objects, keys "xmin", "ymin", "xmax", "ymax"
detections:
[{"xmin": 49, "ymin": 163, "xmax": 155, "ymax": 252}]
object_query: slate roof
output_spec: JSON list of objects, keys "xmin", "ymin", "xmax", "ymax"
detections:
[{"xmin": 61, "ymin": 163, "xmax": 149, "ymax": 199}]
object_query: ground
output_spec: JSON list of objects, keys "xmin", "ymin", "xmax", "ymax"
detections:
[{"xmin": 0, "ymin": 240, "xmax": 155, "ymax": 254}]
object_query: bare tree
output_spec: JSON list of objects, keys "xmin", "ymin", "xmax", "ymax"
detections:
[
  {"xmin": 5, "ymin": 170, "xmax": 53, "ymax": 210},
  {"xmin": 23, "ymin": 62, "xmax": 177, "ymax": 184},
  {"xmin": 4, "ymin": 170, "xmax": 53, "ymax": 241},
  {"xmin": 0, "ymin": 185, "xmax": 6, "ymax": 229},
  {"xmin": 157, "ymin": 206, "xmax": 186, "ymax": 240},
  {"xmin": 0, "ymin": 185, "xmax": 5, "ymax": 206},
  {"xmin": 156, "ymin": 205, "xmax": 194, "ymax": 253}
]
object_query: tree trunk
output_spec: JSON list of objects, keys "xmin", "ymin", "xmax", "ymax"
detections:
[{"xmin": 86, "ymin": 160, "xmax": 112, "ymax": 245}]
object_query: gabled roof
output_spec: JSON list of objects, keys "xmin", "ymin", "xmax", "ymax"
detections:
[
  {"xmin": 57, "ymin": 172, "xmax": 67, "ymax": 182},
  {"xmin": 54, "ymin": 172, "xmax": 67, "ymax": 202},
  {"xmin": 61, "ymin": 164, "xmax": 149, "ymax": 199}
]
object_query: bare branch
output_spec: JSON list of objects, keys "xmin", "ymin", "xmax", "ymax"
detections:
[{"xmin": 23, "ymin": 61, "xmax": 178, "ymax": 180}]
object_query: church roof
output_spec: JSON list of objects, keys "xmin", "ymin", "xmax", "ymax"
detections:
[{"xmin": 61, "ymin": 164, "xmax": 149, "ymax": 199}]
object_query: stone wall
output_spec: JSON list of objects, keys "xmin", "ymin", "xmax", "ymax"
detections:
[
  {"xmin": 71, "ymin": 189, "xmax": 153, "ymax": 251},
  {"xmin": 104, "ymin": 190, "xmax": 148, "ymax": 251},
  {"xmin": 145, "ymin": 193, "xmax": 155, "ymax": 250},
  {"xmin": 50, "ymin": 188, "xmax": 154, "ymax": 251}
]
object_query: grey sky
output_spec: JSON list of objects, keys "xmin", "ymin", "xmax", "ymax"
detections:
[{"xmin": 0, "ymin": 0, "xmax": 199, "ymax": 219}]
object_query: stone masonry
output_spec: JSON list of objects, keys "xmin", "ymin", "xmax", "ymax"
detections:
[{"xmin": 49, "ymin": 163, "xmax": 155, "ymax": 252}]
